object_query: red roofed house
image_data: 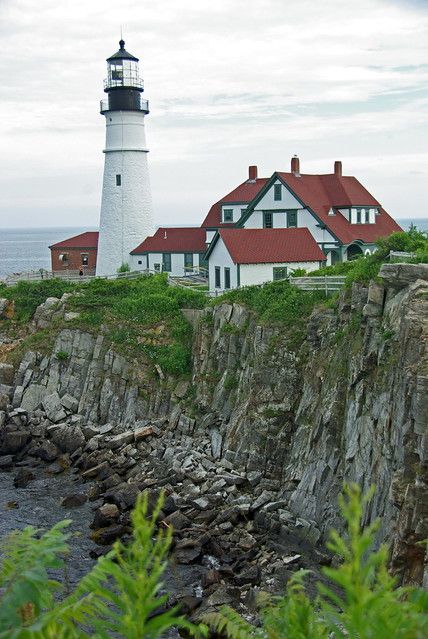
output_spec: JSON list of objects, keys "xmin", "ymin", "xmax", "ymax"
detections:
[
  {"xmin": 130, "ymin": 227, "xmax": 208, "ymax": 276},
  {"xmin": 203, "ymin": 157, "xmax": 401, "ymax": 291},
  {"xmin": 206, "ymin": 228, "xmax": 326, "ymax": 290},
  {"xmin": 49, "ymin": 232, "xmax": 99, "ymax": 275}
]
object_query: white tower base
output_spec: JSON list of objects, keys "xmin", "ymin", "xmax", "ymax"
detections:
[{"xmin": 96, "ymin": 110, "xmax": 154, "ymax": 276}]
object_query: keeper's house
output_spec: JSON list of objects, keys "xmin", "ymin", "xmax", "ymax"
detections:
[
  {"xmin": 130, "ymin": 227, "xmax": 208, "ymax": 277},
  {"xmin": 205, "ymin": 228, "xmax": 326, "ymax": 291},
  {"xmin": 201, "ymin": 157, "xmax": 402, "ymax": 272},
  {"xmin": 49, "ymin": 232, "xmax": 99, "ymax": 275}
]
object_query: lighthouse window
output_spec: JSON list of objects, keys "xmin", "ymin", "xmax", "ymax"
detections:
[{"xmin": 116, "ymin": 174, "xmax": 121, "ymax": 186}]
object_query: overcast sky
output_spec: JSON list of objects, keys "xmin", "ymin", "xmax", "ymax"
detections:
[{"xmin": 0, "ymin": 0, "xmax": 427, "ymax": 229}]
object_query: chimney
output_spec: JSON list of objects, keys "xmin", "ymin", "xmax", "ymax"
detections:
[
  {"xmin": 248, "ymin": 165, "xmax": 258, "ymax": 181},
  {"xmin": 164, "ymin": 230, "xmax": 167, "ymax": 239},
  {"xmin": 334, "ymin": 161, "xmax": 342, "ymax": 177},
  {"xmin": 291, "ymin": 155, "xmax": 300, "ymax": 176}
]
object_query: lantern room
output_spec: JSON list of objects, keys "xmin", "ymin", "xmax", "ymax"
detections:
[
  {"xmin": 104, "ymin": 39, "xmax": 143, "ymax": 90},
  {"xmin": 101, "ymin": 39, "xmax": 148, "ymax": 114}
]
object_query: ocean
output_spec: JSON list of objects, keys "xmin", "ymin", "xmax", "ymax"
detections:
[
  {"xmin": 0, "ymin": 219, "xmax": 427, "ymax": 279},
  {"xmin": 0, "ymin": 227, "xmax": 96, "ymax": 279}
]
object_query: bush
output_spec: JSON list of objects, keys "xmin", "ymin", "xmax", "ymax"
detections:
[
  {"xmin": 4, "ymin": 279, "xmax": 75, "ymax": 322},
  {"xmin": 215, "ymin": 280, "xmax": 326, "ymax": 326}
]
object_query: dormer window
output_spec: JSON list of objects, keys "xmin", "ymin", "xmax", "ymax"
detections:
[
  {"xmin": 223, "ymin": 209, "xmax": 233, "ymax": 222},
  {"xmin": 274, "ymin": 184, "xmax": 282, "ymax": 201}
]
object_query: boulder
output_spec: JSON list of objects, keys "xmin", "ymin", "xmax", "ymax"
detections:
[
  {"xmin": 108, "ymin": 430, "xmax": 134, "ymax": 450},
  {"xmin": 164, "ymin": 510, "xmax": 191, "ymax": 531},
  {"xmin": 61, "ymin": 493, "xmax": 88, "ymax": 508},
  {"xmin": 42, "ymin": 393, "xmax": 67, "ymax": 423},
  {"xmin": 234, "ymin": 564, "xmax": 261, "ymax": 586},
  {"xmin": 60, "ymin": 394, "xmax": 79, "ymax": 413},
  {"xmin": 35, "ymin": 441, "xmax": 59, "ymax": 462},
  {"xmin": 51, "ymin": 424, "xmax": 85, "ymax": 454},
  {"xmin": 13, "ymin": 468, "xmax": 35, "ymax": 488},
  {"xmin": 174, "ymin": 539, "xmax": 202, "ymax": 564},
  {"xmin": 0, "ymin": 430, "xmax": 29, "ymax": 455},
  {"xmin": 20, "ymin": 385, "xmax": 48, "ymax": 413},
  {"xmin": 90, "ymin": 503, "xmax": 120, "ymax": 529},
  {"xmin": 90, "ymin": 524, "xmax": 128, "ymax": 546}
]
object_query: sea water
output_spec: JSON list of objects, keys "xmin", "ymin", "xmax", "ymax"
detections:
[{"xmin": 0, "ymin": 219, "xmax": 426, "ymax": 279}]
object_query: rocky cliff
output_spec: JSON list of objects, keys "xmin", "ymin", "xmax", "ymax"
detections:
[{"xmin": 1, "ymin": 263, "xmax": 427, "ymax": 594}]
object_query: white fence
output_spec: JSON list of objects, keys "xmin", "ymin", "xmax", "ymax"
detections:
[
  {"xmin": 289, "ymin": 275, "xmax": 346, "ymax": 294},
  {"xmin": 389, "ymin": 251, "xmax": 415, "ymax": 261},
  {"xmin": 1, "ymin": 269, "xmax": 150, "ymax": 287}
]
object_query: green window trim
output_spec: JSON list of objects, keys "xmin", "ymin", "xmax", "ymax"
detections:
[
  {"xmin": 273, "ymin": 266, "xmax": 288, "ymax": 281},
  {"xmin": 223, "ymin": 208, "xmax": 233, "ymax": 222},
  {"xmin": 215, "ymin": 266, "xmax": 221, "ymax": 288},
  {"xmin": 263, "ymin": 211, "xmax": 273, "ymax": 228},
  {"xmin": 274, "ymin": 184, "xmax": 282, "ymax": 201},
  {"xmin": 224, "ymin": 267, "xmax": 231, "ymax": 289},
  {"xmin": 184, "ymin": 253, "xmax": 193, "ymax": 269},
  {"xmin": 162, "ymin": 253, "xmax": 171, "ymax": 272},
  {"xmin": 286, "ymin": 211, "xmax": 297, "ymax": 228}
]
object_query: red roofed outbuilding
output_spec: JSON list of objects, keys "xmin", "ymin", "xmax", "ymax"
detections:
[
  {"xmin": 130, "ymin": 227, "xmax": 208, "ymax": 276},
  {"xmin": 49, "ymin": 232, "xmax": 99, "ymax": 275}
]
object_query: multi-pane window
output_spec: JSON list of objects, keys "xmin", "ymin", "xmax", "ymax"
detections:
[
  {"xmin": 224, "ymin": 267, "xmax": 231, "ymax": 289},
  {"xmin": 241, "ymin": 208, "xmax": 247, "ymax": 218},
  {"xmin": 116, "ymin": 174, "xmax": 121, "ymax": 186},
  {"xmin": 199, "ymin": 254, "xmax": 208, "ymax": 273},
  {"xmin": 274, "ymin": 184, "xmax": 282, "ymax": 201},
  {"xmin": 263, "ymin": 212, "xmax": 273, "ymax": 228},
  {"xmin": 223, "ymin": 209, "xmax": 233, "ymax": 222},
  {"xmin": 215, "ymin": 266, "xmax": 221, "ymax": 288},
  {"xmin": 184, "ymin": 253, "xmax": 193, "ymax": 270},
  {"xmin": 162, "ymin": 253, "xmax": 171, "ymax": 272},
  {"xmin": 287, "ymin": 211, "xmax": 297, "ymax": 228},
  {"xmin": 356, "ymin": 209, "xmax": 362, "ymax": 224},
  {"xmin": 81, "ymin": 254, "xmax": 89, "ymax": 266},
  {"xmin": 273, "ymin": 267, "xmax": 288, "ymax": 281},
  {"xmin": 364, "ymin": 209, "xmax": 370, "ymax": 223}
]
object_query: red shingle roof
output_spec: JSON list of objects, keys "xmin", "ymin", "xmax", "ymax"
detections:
[
  {"xmin": 201, "ymin": 178, "xmax": 268, "ymax": 228},
  {"xmin": 276, "ymin": 173, "xmax": 402, "ymax": 243},
  {"xmin": 49, "ymin": 231, "xmax": 99, "ymax": 249},
  {"xmin": 131, "ymin": 227, "xmax": 207, "ymax": 254},
  {"xmin": 217, "ymin": 228, "xmax": 326, "ymax": 264}
]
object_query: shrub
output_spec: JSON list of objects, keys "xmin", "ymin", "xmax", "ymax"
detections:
[
  {"xmin": 55, "ymin": 350, "xmax": 69, "ymax": 361},
  {"xmin": 117, "ymin": 262, "xmax": 131, "ymax": 273}
]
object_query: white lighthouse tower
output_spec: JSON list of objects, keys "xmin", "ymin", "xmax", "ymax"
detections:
[{"xmin": 96, "ymin": 39, "xmax": 155, "ymax": 275}]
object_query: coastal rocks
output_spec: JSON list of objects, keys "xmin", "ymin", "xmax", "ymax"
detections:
[
  {"xmin": 0, "ymin": 429, "xmax": 29, "ymax": 455},
  {"xmin": 42, "ymin": 393, "xmax": 67, "ymax": 423},
  {"xmin": 51, "ymin": 424, "xmax": 85, "ymax": 454}
]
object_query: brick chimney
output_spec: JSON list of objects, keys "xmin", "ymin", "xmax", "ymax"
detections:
[
  {"xmin": 334, "ymin": 160, "xmax": 342, "ymax": 177},
  {"xmin": 248, "ymin": 165, "xmax": 258, "ymax": 181},
  {"xmin": 291, "ymin": 155, "xmax": 300, "ymax": 176}
]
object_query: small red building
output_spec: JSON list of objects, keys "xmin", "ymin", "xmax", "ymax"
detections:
[{"xmin": 49, "ymin": 232, "xmax": 99, "ymax": 275}]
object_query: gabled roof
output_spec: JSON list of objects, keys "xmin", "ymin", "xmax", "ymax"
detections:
[
  {"xmin": 49, "ymin": 232, "xmax": 99, "ymax": 250},
  {"xmin": 131, "ymin": 227, "xmax": 207, "ymax": 254},
  {"xmin": 239, "ymin": 172, "xmax": 401, "ymax": 244},
  {"xmin": 201, "ymin": 178, "xmax": 268, "ymax": 228},
  {"xmin": 207, "ymin": 228, "xmax": 326, "ymax": 264}
]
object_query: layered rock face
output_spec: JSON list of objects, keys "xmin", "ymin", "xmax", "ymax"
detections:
[{"xmin": 0, "ymin": 263, "xmax": 427, "ymax": 588}]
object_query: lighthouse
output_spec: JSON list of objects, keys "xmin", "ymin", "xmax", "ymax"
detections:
[{"xmin": 96, "ymin": 39, "xmax": 155, "ymax": 275}]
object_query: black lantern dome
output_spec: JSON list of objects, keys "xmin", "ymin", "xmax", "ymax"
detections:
[{"xmin": 101, "ymin": 39, "xmax": 149, "ymax": 114}]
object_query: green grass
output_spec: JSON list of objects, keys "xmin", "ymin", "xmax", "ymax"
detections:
[{"xmin": 1, "ymin": 274, "xmax": 207, "ymax": 377}]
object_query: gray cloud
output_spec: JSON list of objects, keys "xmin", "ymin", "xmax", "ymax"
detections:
[{"xmin": 0, "ymin": 0, "xmax": 427, "ymax": 228}]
